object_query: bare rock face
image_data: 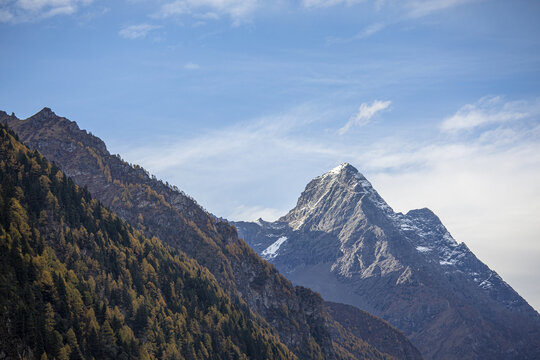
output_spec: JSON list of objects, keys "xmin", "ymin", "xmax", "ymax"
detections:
[
  {"xmin": 234, "ymin": 163, "xmax": 540, "ymax": 360},
  {"xmin": 1, "ymin": 109, "xmax": 422, "ymax": 360}
]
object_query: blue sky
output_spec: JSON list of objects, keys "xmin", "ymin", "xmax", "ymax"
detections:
[{"xmin": 1, "ymin": 0, "xmax": 540, "ymax": 309}]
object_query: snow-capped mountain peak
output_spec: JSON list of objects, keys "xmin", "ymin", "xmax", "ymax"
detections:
[{"xmin": 233, "ymin": 162, "xmax": 540, "ymax": 359}]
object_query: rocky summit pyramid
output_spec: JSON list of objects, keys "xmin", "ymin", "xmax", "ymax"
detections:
[{"xmin": 234, "ymin": 163, "xmax": 540, "ymax": 360}]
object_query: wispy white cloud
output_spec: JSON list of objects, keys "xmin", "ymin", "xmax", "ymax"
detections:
[
  {"xmin": 302, "ymin": 0, "xmax": 476, "ymax": 16},
  {"xmin": 440, "ymin": 96, "xmax": 535, "ymax": 132},
  {"xmin": 16, "ymin": 0, "xmax": 82, "ymax": 11},
  {"xmin": 338, "ymin": 99, "xmax": 391, "ymax": 134},
  {"xmin": 302, "ymin": 0, "xmax": 365, "ymax": 8},
  {"xmin": 326, "ymin": 22, "xmax": 385, "ymax": 44},
  {"xmin": 42, "ymin": 4, "xmax": 75, "ymax": 17},
  {"xmin": 1, "ymin": 0, "xmax": 93, "ymax": 22},
  {"xmin": 118, "ymin": 23, "xmax": 161, "ymax": 39},
  {"xmin": 406, "ymin": 0, "xmax": 478, "ymax": 18},
  {"xmin": 184, "ymin": 62, "xmax": 200, "ymax": 70},
  {"xmin": 374, "ymin": 0, "xmax": 386, "ymax": 11},
  {"xmin": 0, "ymin": 0, "xmax": 482, "ymax": 24},
  {"xmin": 355, "ymin": 22, "xmax": 385, "ymax": 38},
  {"xmin": 0, "ymin": 9, "xmax": 14, "ymax": 22},
  {"xmin": 156, "ymin": 0, "xmax": 259, "ymax": 24},
  {"xmin": 121, "ymin": 104, "xmax": 329, "ymax": 173}
]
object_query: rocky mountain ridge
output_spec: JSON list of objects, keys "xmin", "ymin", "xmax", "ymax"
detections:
[{"xmin": 234, "ymin": 162, "xmax": 540, "ymax": 359}]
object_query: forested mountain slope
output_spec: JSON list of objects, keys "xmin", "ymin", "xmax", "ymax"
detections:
[
  {"xmin": 0, "ymin": 124, "xmax": 296, "ymax": 360},
  {"xmin": 1, "ymin": 109, "xmax": 421, "ymax": 359}
]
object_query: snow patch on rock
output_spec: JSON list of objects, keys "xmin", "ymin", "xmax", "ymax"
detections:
[
  {"xmin": 416, "ymin": 246, "xmax": 431, "ymax": 253},
  {"xmin": 261, "ymin": 236, "xmax": 288, "ymax": 260}
]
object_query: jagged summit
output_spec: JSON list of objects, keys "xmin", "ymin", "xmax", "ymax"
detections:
[
  {"xmin": 4, "ymin": 107, "xmax": 60, "ymax": 122},
  {"xmin": 280, "ymin": 163, "xmax": 391, "ymax": 230},
  {"xmin": 0, "ymin": 110, "xmax": 17, "ymax": 122},
  {"xmin": 323, "ymin": 162, "xmax": 367, "ymax": 180},
  {"xmin": 406, "ymin": 207, "xmax": 436, "ymax": 217},
  {"xmin": 326, "ymin": 162, "xmax": 354, "ymax": 174},
  {"xmin": 319, "ymin": 163, "xmax": 376, "ymax": 194},
  {"xmin": 2, "ymin": 106, "xmax": 109, "ymax": 155},
  {"xmin": 32, "ymin": 106, "xmax": 57, "ymax": 119}
]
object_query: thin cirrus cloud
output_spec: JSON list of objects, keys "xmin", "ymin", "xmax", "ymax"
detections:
[
  {"xmin": 0, "ymin": 0, "xmax": 482, "ymax": 25},
  {"xmin": 303, "ymin": 0, "xmax": 476, "ymax": 15},
  {"xmin": 352, "ymin": 22, "xmax": 385, "ymax": 39},
  {"xmin": 118, "ymin": 24, "xmax": 162, "ymax": 39},
  {"xmin": 302, "ymin": 0, "xmax": 365, "ymax": 8},
  {"xmin": 406, "ymin": 0, "xmax": 479, "ymax": 18},
  {"xmin": 155, "ymin": 0, "xmax": 259, "ymax": 24},
  {"xmin": 440, "ymin": 96, "xmax": 534, "ymax": 132},
  {"xmin": 184, "ymin": 63, "xmax": 201, "ymax": 70},
  {"xmin": 326, "ymin": 22, "xmax": 385, "ymax": 44},
  {"xmin": 0, "ymin": 9, "xmax": 14, "ymax": 22},
  {"xmin": 304, "ymin": 0, "xmax": 479, "ymax": 19},
  {"xmin": 338, "ymin": 99, "xmax": 391, "ymax": 135},
  {"xmin": 0, "ymin": 0, "xmax": 93, "ymax": 22}
]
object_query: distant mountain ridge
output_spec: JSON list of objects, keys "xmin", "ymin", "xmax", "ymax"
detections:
[
  {"xmin": 233, "ymin": 162, "xmax": 540, "ymax": 359},
  {"xmin": 1, "ymin": 108, "xmax": 422, "ymax": 360}
]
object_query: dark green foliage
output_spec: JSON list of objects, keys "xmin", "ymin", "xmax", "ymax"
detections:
[{"xmin": 0, "ymin": 125, "xmax": 294, "ymax": 360}]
